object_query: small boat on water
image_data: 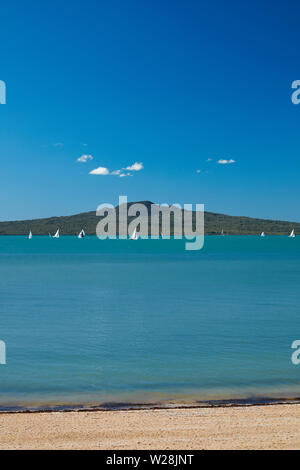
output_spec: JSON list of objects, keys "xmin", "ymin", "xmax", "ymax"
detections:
[
  {"xmin": 289, "ymin": 229, "xmax": 296, "ymax": 238},
  {"xmin": 130, "ymin": 228, "xmax": 139, "ymax": 240},
  {"xmin": 261, "ymin": 232, "xmax": 265, "ymax": 237},
  {"xmin": 78, "ymin": 229, "xmax": 86, "ymax": 239},
  {"xmin": 52, "ymin": 229, "xmax": 60, "ymax": 239},
  {"xmin": 220, "ymin": 229, "xmax": 224, "ymax": 236},
  {"xmin": 28, "ymin": 230, "xmax": 32, "ymax": 239}
]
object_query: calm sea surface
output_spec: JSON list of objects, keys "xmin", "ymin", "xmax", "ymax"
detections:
[{"xmin": 0, "ymin": 236, "xmax": 300, "ymax": 410}]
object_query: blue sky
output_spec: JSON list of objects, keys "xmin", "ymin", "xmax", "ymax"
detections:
[{"xmin": 0, "ymin": 0, "xmax": 300, "ymax": 221}]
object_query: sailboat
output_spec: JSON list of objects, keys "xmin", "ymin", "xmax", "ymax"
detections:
[
  {"xmin": 78, "ymin": 229, "xmax": 86, "ymax": 239},
  {"xmin": 261, "ymin": 232, "xmax": 265, "ymax": 237},
  {"xmin": 130, "ymin": 228, "xmax": 139, "ymax": 240},
  {"xmin": 220, "ymin": 229, "xmax": 224, "ymax": 236},
  {"xmin": 289, "ymin": 229, "xmax": 296, "ymax": 238},
  {"xmin": 53, "ymin": 229, "xmax": 60, "ymax": 239},
  {"xmin": 28, "ymin": 230, "xmax": 32, "ymax": 239}
]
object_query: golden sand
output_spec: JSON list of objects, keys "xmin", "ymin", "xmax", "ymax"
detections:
[{"xmin": 0, "ymin": 404, "xmax": 300, "ymax": 450}]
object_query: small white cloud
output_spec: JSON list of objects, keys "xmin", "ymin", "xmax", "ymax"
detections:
[
  {"xmin": 217, "ymin": 159, "xmax": 235, "ymax": 164},
  {"xmin": 206, "ymin": 158, "xmax": 213, "ymax": 162},
  {"xmin": 89, "ymin": 162, "xmax": 141, "ymax": 176},
  {"xmin": 89, "ymin": 166, "xmax": 110, "ymax": 175},
  {"xmin": 77, "ymin": 154, "xmax": 94, "ymax": 163},
  {"xmin": 196, "ymin": 169, "xmax": 201, "ymax": 173},
  {"xmin": 125, "ymin": 162, "xmax": 144, "ymax": 171},
  {"xmin": 53, "ymin": 142, "xmax": 64, "ymax": 147}
]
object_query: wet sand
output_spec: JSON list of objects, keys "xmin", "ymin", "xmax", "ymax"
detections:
[{"xmin": 0, "ymin": 403, "xmax": 300, "ymax": 450}]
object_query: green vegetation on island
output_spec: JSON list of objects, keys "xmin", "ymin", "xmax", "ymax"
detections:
[{"xmin": 0, "ymin": 201, "xmax": 299, "ymax": 236}]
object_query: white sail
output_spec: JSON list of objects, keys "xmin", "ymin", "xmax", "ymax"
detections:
[
  {"xmin": 28, "ymin": 230, "xmax": 32, "ymax": 239},
  {"xmin": 221, "ymin": 229, "xmax": 224, "ymax": 236},
  {"xmin": 130, "ymin": 228, "xmax": 138, "ymax": 240},
  {"xmin": 53, "ymin": 229, "xmax": 60, "ymax": 239},
  {"xmin": 289, "ymin": 229, "xmax": 295, "ymax": 238},
  {"xmin": 261, "ymin": 232, "xmax": 265, "ymax": 237},
  {"xmin": 78, "ymin": 229, "xmax": 85, "ymax": 239}
]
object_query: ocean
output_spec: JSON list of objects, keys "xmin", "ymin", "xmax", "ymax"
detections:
[{"xmin": 0, "ymin": 235, "xmax": 300, "ymax": 411}]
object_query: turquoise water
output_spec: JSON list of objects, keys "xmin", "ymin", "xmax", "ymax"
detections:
[{"xmin": 1, "ymin": 235, "xmax": 300, "ymax": 410}]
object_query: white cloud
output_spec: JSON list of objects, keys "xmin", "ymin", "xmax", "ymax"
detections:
[
  {"xmin": 88, "ymin": 161, "xmax": 143, "ymax": 176},
  {"xmin": 77, "ymin": 154, "xmax": 94, "ymax": 163},
  {"xmin": 196, "ymin": 169, "xmax": 201, "ymax": 173},
  {"xmin": 89, "ymin": 166, "xmax": 110, "ymax": 175},
  {"xmin": 206, "ymin": 158, "xmax": 213, "ymax": 162},
  {"xmin": 125, "ymin": 162, "xmax": 143, "ymax": 171},
  {"xmin": 217, "ymin": 159, "xmax": 235, "ymax": 164},
  {"xmin": 53, "ymin": 142, "xmax": 64, "ymax": 147}
]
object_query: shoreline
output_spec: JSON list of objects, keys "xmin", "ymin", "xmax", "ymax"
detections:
[
  {"xmin": 1, "ymin": 403, "xmax": 300, "ymax": 449},
  {"xmin": 2, "ymin": 395, "xmax": 300, "ymax": 414},
  {"xmin": 0, "ymin": 233, "xmax": 298, "ymax": 236}
]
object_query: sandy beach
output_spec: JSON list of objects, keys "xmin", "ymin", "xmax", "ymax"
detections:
[{"xmin": 0, "ymin": 403, "xmax": 300, "ymax": 450}]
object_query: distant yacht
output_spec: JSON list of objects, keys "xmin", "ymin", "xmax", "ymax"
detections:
[
  {"xmin": 221, "ymin": 229, "xmax": 224, "ymax": 236},
  {"xmin": 130, "ymin": 228, "xmax": 139, "ymax": 240},
  {"xmin": 289, "ymin": 229, "xmax": 296, "ymax": 238},
  {"xmin": 53, "ymin": 229, "xmax": 60, "ymax": 239},
  {"xmin": 78, "ymin": 229, "xmax": 86, "ymax": 239},
  {"xmin": 261, "ymin": 232, "xmax": 265, "ymax": 237},
  {"xmin": 28, "ymin": 230, "xmax": 32, "ymax": 239}
]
